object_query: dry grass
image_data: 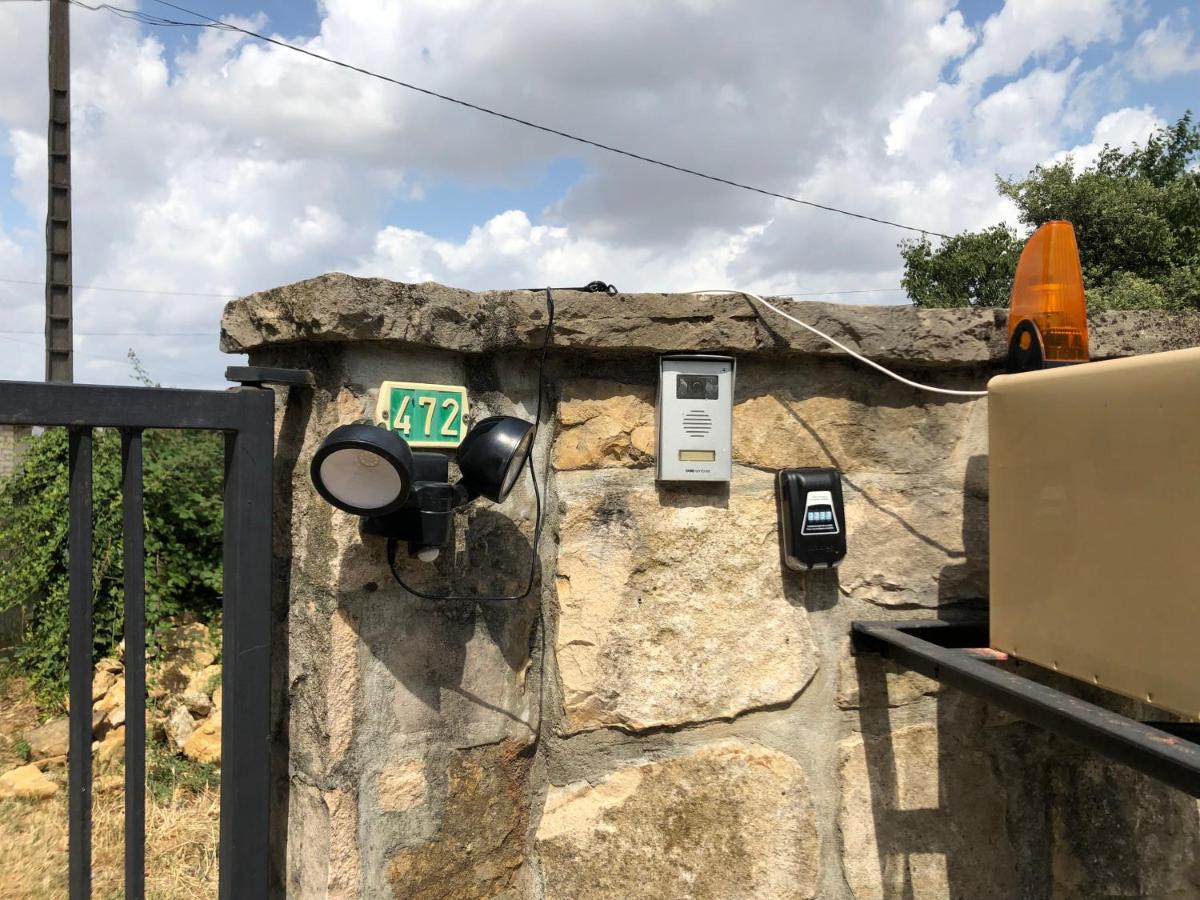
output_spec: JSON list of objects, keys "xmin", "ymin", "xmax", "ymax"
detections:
[
  {"xmin": 0, "ymin": 676, "xmax": 220, "ymax": 899},
  {"xmin": 0, "ymin": 781, "xmax": 220, "ymax": 900},
  {"xmin": 0, "ymin": 675, "xmax": 42, "ymax": 770}
]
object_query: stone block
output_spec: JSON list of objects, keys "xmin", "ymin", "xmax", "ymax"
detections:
[
  {"xmin": 165, "ymin": 704, "xmax": 195, "ymax": 752},
  {"xmin": 326, "ymin": 788, "xmax": 362, "ymax": 897},
  {"xmin": 537, "ymin": 741, "xmax": 820, "ymax": 899},
  {"xmin": 553, "ymin": 379, "xmax": 655, "ymax": 471},
  {"xmin": 0, "ymin": 763, "xmax": 59, "ymax": 800},
  {"xmin": 23, "ymin": 717, "xmax": 69, "ymax": 760},
  {"xmin": 378, "ymin": 758, "xmax": 427, "ymax": 812},
  {"xmin": 732, "ymin": 359, "xmax": 986, "ymax": 477},
  {"xmin": 554, "ymin": 468, "xmax": 818, "ymax": 734},
  {"xmin": 838, "ymin": 473, "xmax": 987, "ymax": 608},
  {"xmin": 387, "ymin": 740, "xmax": 533, "ymax": 899},
  {"xmin": 183, "ymin": 714, "xmax": 222, "ymax": 764},
  {"xmin": 835, "ymin": 638, "xmax": 939, "ymax": 710},
  {"xmin": 1046, "ymin": 757, "xmax": 1200, "ymax": 899}
]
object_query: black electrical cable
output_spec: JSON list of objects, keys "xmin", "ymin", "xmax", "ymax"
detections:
[
  {"xmin": 71, "ymin": 0, "xmax": 951, "ymax": 239},
  {"xmin": 385, "ymin": 282, "xmax": 614, "ymax": 602}
]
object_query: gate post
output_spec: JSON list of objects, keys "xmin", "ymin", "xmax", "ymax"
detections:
[{"xmin": 219, "ymin": 388, "xmax": 274, "ymax": 898}]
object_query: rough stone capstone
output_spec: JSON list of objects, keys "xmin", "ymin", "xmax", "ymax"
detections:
[
  {"xmin": 554, "ymin": 467, "xmax": 818, "ymax": 733},
  {"xmin": 536, "ymin": 741, "xmax": 820, "ymax": 900},
  {"xmin": 221, "ymin": 275, "xmax": 1200, "ymax": 363}
]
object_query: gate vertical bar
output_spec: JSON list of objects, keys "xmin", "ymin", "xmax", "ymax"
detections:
[
  {"xmin": 68, "ymin": 427, "xmax": 92, "ymax": 899},
  {"xmin": 218, "ymin": 390, "xmax": 273, "ymax": 898},
  {"xmin": 121, "ymin": 430, "xmax": 145, "ymax": 900}
]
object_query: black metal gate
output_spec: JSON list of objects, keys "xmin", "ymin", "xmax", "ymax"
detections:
[{"xmin": 0, "ymin": 379, "xmax": 273, "ymax": 899}]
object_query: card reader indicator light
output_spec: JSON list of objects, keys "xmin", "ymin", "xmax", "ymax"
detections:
[{"xmin": 679, "ymin": 450, "xmax": 717, "ymax": 462}]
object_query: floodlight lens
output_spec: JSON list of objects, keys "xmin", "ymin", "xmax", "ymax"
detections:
[
  {"xmin": 498, "ymin": 429, "xmax": 534, "ymax": 499},
  {"xmin": 311, "ymin": 423, "xmax": 414, "ymax": 516},
  {"xmin": 319, "ymin": 448, "xmax": 404, "ymax": 510},
  {"xmin": 457, "ymin": 416, "xmax": 535, "ymax": 504}
]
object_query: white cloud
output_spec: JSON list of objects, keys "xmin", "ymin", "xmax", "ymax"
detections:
[
  {"xmin": 972, "ymin": 63, "xmax": 1080, "ymax": 173},
  {"xmin": 958, "ymin": 0, "xmax": 1126, "ymax": 85},
  {"xmin": 887, "ymin": 92, "xmax": 939, "ymax": 157},
  {"xmin": 1128, "ymin": 10, "xmax": 1200, "ymax": 80},
  {"xmin": 1050, "ymin": 105, "xmax": 1164, "ymax": 169},
  {"xmin": 358, "ymin": 209, "xmax": 762, "ymax": 296},
  {"xmin": 927, "ymin": 10, "xmax": 976, "ymax": 60}
]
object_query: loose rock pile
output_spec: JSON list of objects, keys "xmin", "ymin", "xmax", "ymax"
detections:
[{"xmin": 0, "ymin": 617, "xmax": 222, "ymax": 801}]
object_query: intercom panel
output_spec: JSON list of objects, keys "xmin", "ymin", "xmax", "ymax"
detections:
[{"xmin": 656, "ymin": 355, "xmax": 735, "ymax": 482}]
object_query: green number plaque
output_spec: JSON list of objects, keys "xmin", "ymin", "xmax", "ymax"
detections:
[{"xmin": 374, "ymin": 381, "xmax": 469, "ymax": 448}]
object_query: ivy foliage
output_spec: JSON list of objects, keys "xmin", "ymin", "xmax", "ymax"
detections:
[
  {"xmin": 901, "ymin": 113, "xmax": 1200, "ymax": 311},
  {"xmin": 0, "ymin": 427, "xmax": 224, "ymax": 704}
]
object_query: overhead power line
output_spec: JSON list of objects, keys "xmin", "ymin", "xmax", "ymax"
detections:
[
  {"xmin": 0, "ymin": 328, "xmax": 213, "ymax": 336},
  {"xmin": 69, "ymin": 0, "xmax": 952, "ymax": 239},
  {"xmin": 0, "ymin": 333, "xmax": 216, "ymax": 381},
  {"xmin": 0, "ymin": 276, "xmax": 236, "ymax": 298}
]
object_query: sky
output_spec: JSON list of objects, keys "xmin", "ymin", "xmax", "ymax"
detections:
[{"xmin": 0, "ymin": 0, "xmax": 1196, "ymax": 388}]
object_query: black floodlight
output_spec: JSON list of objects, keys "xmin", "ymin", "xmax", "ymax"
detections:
[
  {"xmin": 456, "ymin": 415, "xmax": 535, "ymax": 504},
  {"xmin": 310, "ymin": 423, "xmax": 414, "ymax": 517},
  {"xmin": 310, "ymin": 416, "xmax": 535, "ymax": 555},
  {"xmin": 305, "ymin": 280, "xmax": 618, "ymax": 600}
]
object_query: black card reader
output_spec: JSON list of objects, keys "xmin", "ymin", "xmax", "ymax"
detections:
[{"xmin": 777, "ymin": 468, "xmax": 847, "ymax": 570}]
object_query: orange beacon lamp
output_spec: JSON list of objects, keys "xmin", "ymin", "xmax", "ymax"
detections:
[{"xmin": 1006, "ymin": 221, "xmax": 1090, "ymax": 372}]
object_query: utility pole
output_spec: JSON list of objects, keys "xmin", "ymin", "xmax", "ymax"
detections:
[{"xmin": 45, "ymin": 0, "xmax": 72, "ymax": 383}]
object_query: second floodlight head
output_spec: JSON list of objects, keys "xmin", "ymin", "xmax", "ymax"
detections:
[{"xmin": 456, "ymin": 415, "xmax": 535, "ymax": 503}]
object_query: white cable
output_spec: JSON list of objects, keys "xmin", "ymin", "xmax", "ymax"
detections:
[{"xmin": 692, "ymin": 290, "xmax": 989, "ymax": 398}]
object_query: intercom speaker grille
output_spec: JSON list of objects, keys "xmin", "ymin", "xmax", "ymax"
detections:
[{"xmin": 682, "ymin": 410, "xmax": 713, "ymax": 437}]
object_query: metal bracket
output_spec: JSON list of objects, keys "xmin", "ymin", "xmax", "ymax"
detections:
[
  {"xmin": 850, "ymin": 618, "xmax": 1200, "ymax": 797},
  {"xmin": 225, "ymin": 366, "xmax": 314, "ymax": 388}
]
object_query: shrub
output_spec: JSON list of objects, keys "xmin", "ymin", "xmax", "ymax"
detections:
[{"xmin": 0, "ymin": 428, "xmax": 224, "ymax": 705}]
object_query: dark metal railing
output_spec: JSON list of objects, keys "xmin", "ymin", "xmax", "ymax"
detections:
[
  {"xmin": 851, "ymin": 618, "xmax": 1200, "ymax": 797},
  {"xmin": 1, "ymin": 380, "xmax": 274, "ymax": 899}
]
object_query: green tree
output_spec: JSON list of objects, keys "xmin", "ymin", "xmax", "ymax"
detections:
[
  {"xmin": 901, "ymin": 224, "xmax": 1023, "ymax": 308},
  {"xmin": 902, "ymin": 113, "xmax": 1200, "ymax": 311},
  {"xmin": 0, "ymin": 426, "xmax": 225, "ymax": 704}
]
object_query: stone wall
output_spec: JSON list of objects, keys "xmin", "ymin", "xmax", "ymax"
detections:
[
  {"xmin": 0, "ymin": 424, "xmax": 31, "ymax": 479},
  {"xmin": 223, "ymin": 275, "xmax": 1200, "ymax": 900}
]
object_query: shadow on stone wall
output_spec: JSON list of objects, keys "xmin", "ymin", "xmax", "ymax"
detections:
[
  {"xmin": 270, "ymin": 384, "xmax": 312, "ymax": 898},
  {"xmin": 847, "ymin": 452, "xmax": 1013, "ymax": 897},
  {"xmin": 334, "ymin": 508, "xmax": 541, "ymax": 896},
  {"xmin": 344, "ymin": 507, "xmax": 541, "ymax": 722}
]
